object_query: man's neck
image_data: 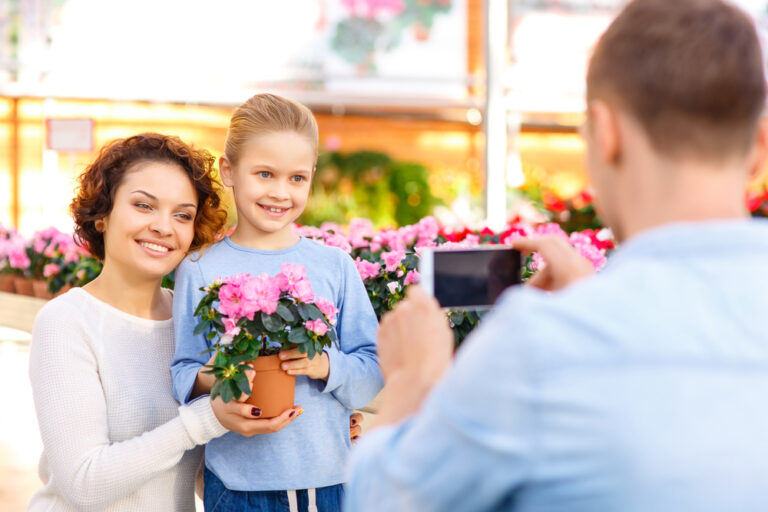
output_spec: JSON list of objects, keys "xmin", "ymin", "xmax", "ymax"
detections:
[{"xmin": 618, "ymin": 159, "xmax": 750, "ymax": 242}]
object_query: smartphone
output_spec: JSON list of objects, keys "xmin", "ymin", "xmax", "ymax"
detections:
[{"xmin": 419, "ymin": 246, "xmax": 523, "ymax": 309}]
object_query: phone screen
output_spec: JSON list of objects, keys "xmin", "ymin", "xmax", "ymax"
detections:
[{"xmin": 431, "ymin": 248, "xmax": 522, "ymax": 308}]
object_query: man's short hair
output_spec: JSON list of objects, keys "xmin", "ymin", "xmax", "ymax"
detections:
[{"xmin": 587, "ymin": 0, "xmax": 766, "ymax": 161}]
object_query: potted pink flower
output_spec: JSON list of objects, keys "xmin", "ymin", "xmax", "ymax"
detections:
[{"xmin": 193, "ymin": 263, "xmax": 338, "ymax": 417}]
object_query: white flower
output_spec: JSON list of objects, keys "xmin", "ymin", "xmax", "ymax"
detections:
[
  {"xmin": 387, "ymin": 282, "xmax": 400, "ymax": 294},
  {"xmin": 219, "ymin": 326, "xmax": 240, "ymax": 345}
]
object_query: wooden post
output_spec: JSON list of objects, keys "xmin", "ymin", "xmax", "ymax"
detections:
[{"xmin": 10, "ymin": 97, "xmax": 19, "ymax": 229}]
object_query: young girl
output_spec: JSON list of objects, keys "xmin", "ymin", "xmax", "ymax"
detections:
[
  {"xmin": 171, "ymin": 94, "xmax": 383, "ymax": 512},
  {"xmin": 28, "ymin": 133, "xmax": 258, "ymax": 511}
]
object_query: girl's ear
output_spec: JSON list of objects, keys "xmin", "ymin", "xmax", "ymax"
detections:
[{"xmin": 219, "ymin": 155, "xmax": 235, "ymax": 187}]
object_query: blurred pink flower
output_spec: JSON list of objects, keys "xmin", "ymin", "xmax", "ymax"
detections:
[
  {"xmin": 404, "ymin": 269, "xmax": 420, "ymax": 285},
  {"xmin": 315, "ymin": 297, "xmax": 338, "ymax": 325},
  {"xmin": 242, "ymin": 273, "xmax": 281, "ymax": 316},
  {"xmin": 43, "ymin": 263, "xmax": 60, "ymax": 277},
  {"xmin": 324, "ymin": 233, "xmax": 352, "ymax": 253},
  {"xmin": 381, "ymin": 250, "xmax": 405, "ymax": 272},
  {"xmin": 291, "ymin": 279, "xmax": 315, "ymax": 303},
  {"xmin": 305, "ymin": 318, "xmax": 329, "ymax": 336},
  {"xmin": 386, "ymin": 281, "xmax": 400, "ymax": 294},
  {"xmin": 354, "ymin": 258, "xmax": 381, "ymax": 280}
]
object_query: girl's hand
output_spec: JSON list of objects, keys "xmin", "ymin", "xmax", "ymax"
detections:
[
  {"xmin": 211, "ymin": 397, "xmax": 303, "ymax": 437},
  {"xmin": 279, "ymin": 348, "xmax": 330, "ymax": 381}
]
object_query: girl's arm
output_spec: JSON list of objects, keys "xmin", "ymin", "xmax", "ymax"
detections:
[
  {"xmin": 171, "ymin": 257, "xmax": 211, "ymax": 403},
  {"xmin": 321, "ymin": 252, "xmax": 385, "ymax": 409},
  {"xmin": 29, "ymin": 301, "xmax": 227, "ymax": 512}
]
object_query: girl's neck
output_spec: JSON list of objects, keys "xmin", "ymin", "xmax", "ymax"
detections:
[
  {"xmin": 83, "ymin": 263, "xmax": 170, "ymax": 320},
  {"xmin": 229, "ymin": 225, "xmax": 300, "ymax": 251}
]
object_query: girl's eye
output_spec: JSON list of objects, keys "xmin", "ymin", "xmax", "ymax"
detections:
[
  {"xmin": 258, "ymin": 171, "xmax": 271, "ymax": 178},
  {"xmin": 291, "ymin": 175, "xmax": 306, "ymax": 183}
]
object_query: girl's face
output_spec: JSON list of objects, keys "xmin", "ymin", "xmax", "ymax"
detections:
[
  {"xmin": 221, "ymin": 130, "xmax": 314, "ymax": 244},
  {"xmin": 100, "ymin": 161, "xmax": 198, "ymax": 280}
]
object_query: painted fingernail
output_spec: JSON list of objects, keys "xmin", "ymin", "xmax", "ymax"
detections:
[
  {"xmin": 251, "ymin": 407, "xmax": 261, "ymax": 417},
  {"xmin": 289, "ymin": 410, "xmax": 296, "ymax": 418},
  {"xmin": 351, "ymin": 419, "xmax": 358, "ymax": 426},
  {"xmin": 297, "ymin": 409, "xmax": 304, "ymax": 416}
]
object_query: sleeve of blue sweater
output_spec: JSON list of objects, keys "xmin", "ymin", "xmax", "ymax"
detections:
[
  {"xmin": 322, "ymin": 251, "xmax": 384, "ymax": 410},
  {"xmin": 171, "ymin": 256, "xmax": 211, "ymax": 405}
]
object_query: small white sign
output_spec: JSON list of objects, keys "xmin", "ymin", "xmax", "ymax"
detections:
[{"xmin": 46, "ymin": 118, "xmax": 94, "ymax": 152}]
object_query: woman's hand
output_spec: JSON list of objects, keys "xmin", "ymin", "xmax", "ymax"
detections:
[
  {"xmin": 350, "ymin": 412, "xmax": 363, "ymax": 442},
  {"xmin": 211, "ymin": 397, "xmax": 303, "ymax": 437},
  {"xmin": 279, "ymin": 348, "xmax": 330, "ymax": 381}
]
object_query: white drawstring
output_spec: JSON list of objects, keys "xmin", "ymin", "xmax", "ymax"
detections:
[
  {"xmin": 307, "ymin": 488, "xmax": 318, "ymax": 512},
  {"xmin": 287, "ymin": 490, "xmax": 298, "ymax": 512}
]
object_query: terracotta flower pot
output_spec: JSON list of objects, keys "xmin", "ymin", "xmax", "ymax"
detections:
[
  {"xmin": 32, "ymin": 279, "xmax": 53, "ymax": 299},
  {"xmin": 13, "ymin": 276, "xmax": 35, "ymax": 297},
  {"xmin": 245, "ymin": 354, "xmax": 295, "ymax": 419},
  {"xmin": 0, "ymin": 274, "xmax": 15, "ymax": 293},
  {"xmin": 53, "ymin": 284, "xmax": 72, "ymax": 298}
]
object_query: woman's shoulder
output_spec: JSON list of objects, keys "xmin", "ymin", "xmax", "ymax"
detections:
[{"xmin": 35, "ymin": 288, "xmax": 87, "ymax": 324}]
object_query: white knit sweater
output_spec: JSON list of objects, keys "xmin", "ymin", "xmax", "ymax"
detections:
[{"xmin": 28, "ymin": 287, "xmax": 228, "ymax": 511}]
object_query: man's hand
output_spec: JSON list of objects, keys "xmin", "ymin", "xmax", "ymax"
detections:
[
  {"xmin": 371, "ymin": 286, "xmax": 454, "ymax": 429},
  {"xmin": 377, "ymin": 286, "xmax": 453, "ymax": 383},
  {"xmin": 279, "ymin": 348, "xmax": 330, "ymax": 381},
  {"xmin": 512, "ymin": 236, "xmax": 595, "ymax": 291}
]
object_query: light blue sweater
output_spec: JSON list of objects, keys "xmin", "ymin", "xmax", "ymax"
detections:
[{"xmin": 171, "ymin": 236, "xmax": 383, "ymax": 491}]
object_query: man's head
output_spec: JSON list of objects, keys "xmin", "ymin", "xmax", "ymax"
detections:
[{"xmin": 583, "ymin": 0, "xmax": 767, "ymax": 239}]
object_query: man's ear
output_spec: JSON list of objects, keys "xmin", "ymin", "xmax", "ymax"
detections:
[
  {"xmin": 219, "ymin": 155, "xmax": 234, "ymax": 187},
  {"xmin": 747, "ymin": 118, "xmax": 768, "ymax": 182},
  {"xmin": 589, "ymin": 100, "xmax": 621, "ymax": 166}
]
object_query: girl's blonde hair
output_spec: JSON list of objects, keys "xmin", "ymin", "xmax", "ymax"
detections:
[{"xmin": 224, "ymin": 93, "xmax": 319, "ymax": 165}]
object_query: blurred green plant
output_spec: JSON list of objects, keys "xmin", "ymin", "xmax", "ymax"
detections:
[{"xmin": 300, "ymin": 150, "xmax": 439, "ymax": 227}]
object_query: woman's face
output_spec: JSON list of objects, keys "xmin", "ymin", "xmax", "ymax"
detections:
[{"xmin": 100, "ymin": 161, "xmax": 197, "ymax": 281}]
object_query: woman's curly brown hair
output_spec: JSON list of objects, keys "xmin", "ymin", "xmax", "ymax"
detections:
[{"xmin": 71, "ymin": 133, "xmax": 228, "ymax": 260}]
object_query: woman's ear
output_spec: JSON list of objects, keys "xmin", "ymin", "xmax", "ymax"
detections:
[
  {"xmin": 94, "ymin": 218, "xmax": 106, "ymax": 233},
  {"xmin": 219, "ymin": 155, "xmax": 235, "ymax": 187}
]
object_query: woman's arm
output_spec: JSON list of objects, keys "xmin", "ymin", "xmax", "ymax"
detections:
[{"xmin": 29, "ymin": 301, "xmax": 227, "ymax": 511}]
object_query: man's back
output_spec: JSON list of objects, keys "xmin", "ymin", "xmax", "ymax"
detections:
[{"xmin": 348, "ymin": 220, "xmax": 768, "ymax": 511}]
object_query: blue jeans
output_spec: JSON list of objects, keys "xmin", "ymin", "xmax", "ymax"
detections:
[{"xmin": 203, "ymin": 466, "xmax": 344, "ymax": 512}]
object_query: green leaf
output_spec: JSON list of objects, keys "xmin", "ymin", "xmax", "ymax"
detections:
[
  {"xmin": 235, "ymin": 372, "xmax": 252, "ymax": 396},
  {"xmin": 307, "ymin": 343, "xmax": 316, "ymax": 360},
  {"xmin": 288, "ymin": 328, "xmax": 310, "ymax": 344},
  {"xmin": 276, "ymin": 304, "xmax": 295, "ymax": 322},
  {"xmin": 449, "ymin": 312, "xmax": 465, "ymax": 326},
  {"xmin": 220, "ymin": 380, "xmax": 234, "ymax": 403},
  {"xmin": 211, "ymin": 379, "xmax": 223, "ymax": 400},
  {"xmin": 305, "ymin": 304, "xmax": 323, "ymax": 321},
  {"xmin": 296, "ymin": 303, "xmax": 311, "ymax": 321},
  {"xmin": 263, "ymin": 314, "xmax": 284, "ymax": 333},
  {"xmin": 206, "ymin": 331, "xmax": 217, "ymax": 341},
  {"xmin": 193, "ymin": 320, "xmax": 209, "ymax": 336}
]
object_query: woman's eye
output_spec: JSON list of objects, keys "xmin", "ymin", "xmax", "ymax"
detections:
[
  {"xmin": 135, "ymin": 202, "xmax": 152, "ymax": 210},
  {"xmin": 175, "ymin": 213, "xmax": 193, "ymax": 221}
]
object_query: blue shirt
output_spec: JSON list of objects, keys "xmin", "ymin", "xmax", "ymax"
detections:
[
  {"xmin": 346, "ymin": 219, "xmax": 768, "ymax": 512},
  {"xmin": 171, "ymin": 236, "xmax": 383, "ymax": 491}
]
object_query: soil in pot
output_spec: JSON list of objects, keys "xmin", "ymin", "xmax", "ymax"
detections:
[{"xmin": 245, "ymin": 354, "xmax": 295, "ymax": 419}]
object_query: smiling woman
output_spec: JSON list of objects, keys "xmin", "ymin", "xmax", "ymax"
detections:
[{"xmin": 26, "ymin": 133, "xmax": 248, "ymax": 512}]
